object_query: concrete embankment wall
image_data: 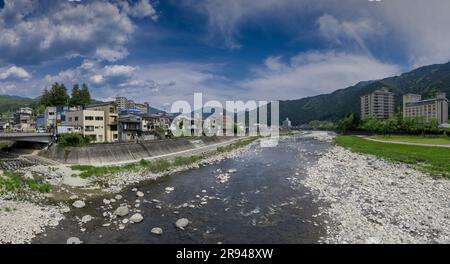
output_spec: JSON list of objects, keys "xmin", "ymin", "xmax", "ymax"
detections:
[{"xmin": 40, "ymin": 137, "xmax": 232, "ymax": 165}]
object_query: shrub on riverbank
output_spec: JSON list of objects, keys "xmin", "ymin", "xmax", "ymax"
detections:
[
  {"xmin": 0, "ymin": 171, "xmax": 52, "ymax": 194},
  {"xmin": 57, "ymin": 133, "xmax": 91, "ymax": 147},
  {"xmin": 335, "ymin": 136, "xmax": 450, "ymax": 178}
]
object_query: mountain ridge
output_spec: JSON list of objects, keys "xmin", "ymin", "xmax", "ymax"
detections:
[{"xmin": 279, "ymin": 61, "xmax": 450, "ymax": 125}]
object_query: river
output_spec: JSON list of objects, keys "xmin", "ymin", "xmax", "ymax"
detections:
[{"xmin": 34, "ymin": 134, "xmax": 333, "ymax": 244}]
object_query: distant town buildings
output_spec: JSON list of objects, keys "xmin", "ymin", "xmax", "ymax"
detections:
[
  {"xmin": 115, "ymin": 96, "xmax": 149, "ymax": 114},
  {"xmin": 403, "ymin": 92, "xmax": 449, "ymax": 124},
  {"xmin": 282, "ymin": 118, "xmax": 292, "ymax": 129},
  {"xmin": 0, "ymin": 122, "xmax": 10, "ymax": 132},
  {"xmin": 360, "ymin": 88, "xmax": 395, "ymax": 120},
  {"xmin": 14, "ymin": 107, "xmax": 35, "ymax": 132}
]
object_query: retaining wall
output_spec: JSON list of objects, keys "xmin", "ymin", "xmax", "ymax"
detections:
[{"xmin": 40, "ymin": 137, "xmax": 231, "ymax": 165}]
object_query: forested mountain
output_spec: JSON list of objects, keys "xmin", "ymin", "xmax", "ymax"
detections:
[{"xmin": 280, "ymin": 62, "xmax": 450, "ymax": 125}]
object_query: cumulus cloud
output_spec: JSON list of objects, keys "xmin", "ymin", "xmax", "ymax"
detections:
[
  {"xmin": 240, "ymin": 51, "xmax": 401, "ymax": 100},
  {"xmin": 0, "ymin": 0, "xmax": 157, "ymax": 65},
  {"xmin": 127, "ymin": 0, "xmax": 159, "ymax": 20},
  {"xmin": 0, "ymin": 65, "xmax": 31, "ymax": 80}
]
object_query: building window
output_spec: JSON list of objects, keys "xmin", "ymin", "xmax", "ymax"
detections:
[
  {"xmin": 95, "ymin": 116, "xmax": 104, "ymax": 121},
  {"xmin": 75, "ymin": 116, "xmax": 79, "ymax": 121},
  {"xmin": 85, "ymin": 116, "xmax": 94, "ymax": 121},
  {"xmin": 85, "ymin": 126, "xmax": 94, "ymax": 132}
]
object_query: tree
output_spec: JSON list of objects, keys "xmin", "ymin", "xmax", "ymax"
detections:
[
  {"xmin": 70, "ymin": 84, "xmax": 82, "ymax": 106},
  {"xmin": 52, "ymin": 83, "xmax": 70, "ymax": 106},
  {"xmin": 79, "ymin": 83, "xmax": 91, "ymax": 106},
  {"xmin": 39, "ymin": 88, "xmax": 52, "ymax": 107},
  {"xmin": 39, "ymin": 83, "xmax": 70, "ymax": 107},
  {"xmin": 336, "ymin": 113, "xmax": 359, "ymax": 132}
]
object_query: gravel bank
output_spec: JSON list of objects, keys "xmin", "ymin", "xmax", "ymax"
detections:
[
  {"xmin": 304, "ymin": 145, "xmax": 450, "ymax": 244},
  {"xmin": 0, "ymin": 199, "xmax": 67, "ymax": 244}
]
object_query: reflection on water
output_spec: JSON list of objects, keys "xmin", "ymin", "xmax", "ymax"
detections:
[{"xmin": 35, "ymin": 135, "xmax": 332, "ymax": 244}]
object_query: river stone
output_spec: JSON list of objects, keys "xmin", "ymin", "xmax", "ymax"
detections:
[
  {"xmin": 103, "ymin": 199, "xmax": 111, "ymax": 205},
  {"xmin": 175, "ymin": 218, "xmax": 189, "ymax": 230},
  {"xmin": 132, "ymin": 188, "xmax": 138, "ymax": 192},
  {"xmin": 114, "ymin": 205, "xmax": 129, "ymax": 217},
  {"xmin": 72, "ymin": 200, "xmax": 85, "ymax": 209},
  {"xmin": 69, "ymin": 195, "xmax": 79, "ymax": 200},
  {"xmin": 67, "ymin": 237, "xmax": 83, "ymax": 244},
  {"xmin": 115, "ymin": 194, "xmax": 123, "ymax": 200},
  {"xmin": 130, "ymin": 213, "xmax": 144, "ymax": 223},
  {"xmin": 81, "ymin": 215, "xmax": 92, "ymax": 223},
  {"xmin": 136, "ymin": 191, "xmax": 144, "ymax": 197},
  {"xmin": 151, "ymin": 227, "xmax": 163, "ymax": 235}
]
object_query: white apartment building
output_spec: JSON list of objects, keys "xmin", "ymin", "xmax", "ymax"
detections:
[
  {"xmin": 64, "ymin": 110, "xmax": 105, "ymax": 143},
  {"xmin": 116, "ymin": 96, "xmax": 128, "ymax": 111},
  {"xmin": 403, "ymin": 92, "xmax": 448, "ymax": 124},
  {"xmin": 360, "ymin": 88, "xmax": 395, "ymax": 119}
]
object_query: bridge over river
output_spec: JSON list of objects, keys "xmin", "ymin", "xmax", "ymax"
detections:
[{"xmin": 0, "ymin": 132, "xmax": 53, "ymax": 144}]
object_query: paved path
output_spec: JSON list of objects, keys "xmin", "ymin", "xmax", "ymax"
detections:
[{"xmin": 359, "ymin": 136, "xmax": 450, "ymax": 148}]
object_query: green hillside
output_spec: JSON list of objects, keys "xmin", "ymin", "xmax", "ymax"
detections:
[
  {"xmin": 280, "ymin": 62, "xmax": 450, "ymax": 125},
  {"xmin": 0, "ymin": 95, "xmax": 36, "ymax": 113}
]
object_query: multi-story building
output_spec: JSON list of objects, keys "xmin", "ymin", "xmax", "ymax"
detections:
[
  {"xmin": 64, "ymin": 110, "xmax": 105, "ymax": 143},
  {"xmin": 360, "ymin": 88, "xmax": 395, "ymax": 119},
  {"xmin": 116, "ymin": 96, "xmax": 128, "ymax": 111},
  {"xmin": 44, "ymin": 106, "xmax": 57, "ymax": 130},
  {"xmin": 118, "ymin": 114, "xmax": 142, "ymax": 142},
  {"xmin": 85, "ymin": 102, "xmax": 119, "ymax": 142},
  {"xmin": 14, "ymin": 107, "xmax": 34, "ymax": 132},
  {"xmin": 134, "ymin": 102, "xmax": 149, "ymax": 114},
  {"xmin": 116, "ymin": 96, "xmax": 151, "ymax": 114},
  {"xmin": 403, "ymin": 92, "xmax": 448, "ymax": 124}
]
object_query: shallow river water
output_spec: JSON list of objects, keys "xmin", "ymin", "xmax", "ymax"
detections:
[{"xmin": 34, "ymin": 135, "xmax": 332, "ymax": 244}]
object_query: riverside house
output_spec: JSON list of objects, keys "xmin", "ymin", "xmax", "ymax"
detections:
[
  {"xmin": 64, "ymin": 109, "xmax": 105, "ymax": 143},
  {"xmin": 85, "ymin": 102, "xmax": 119, "ymax": 143}
]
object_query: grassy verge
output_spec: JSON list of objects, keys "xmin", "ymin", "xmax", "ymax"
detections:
[
  {"xmin": 369, "ymin": 135, "xmax": 450, "ymax": 145},
  {"xmin": 0, "ymin": 171, "xmax": 52, "ymax": 194},
  {"xmin": 72, "ymin": 137, "xmax": 259, "ymax": 179},
  {"xmin": 335, "ymin": 136, "xmax": 450, "ymax": 178}
]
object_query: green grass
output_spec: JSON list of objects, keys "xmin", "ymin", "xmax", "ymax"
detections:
[
  {"xmin": 0, "ymin": 171, "xmax": 52, "ymax": 194},
  {"xmin": 335, "ymin": 136, "xmax": 450, "ymax": 178},
  {"xmin": 369, "ymin": 135, "xmax": 450, "ymax": 145},
  {"xmin": 72, "ymin": 137, "xmax": 260, "ymax": 178}
]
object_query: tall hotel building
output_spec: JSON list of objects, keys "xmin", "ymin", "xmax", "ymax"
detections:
[
  {"xmin": 360, "ymin": 88, "xmax": 395, "ymax": 119},
  {"xmin": 403, "ymin": 92, "xmax": 448, "ymax": 124}
]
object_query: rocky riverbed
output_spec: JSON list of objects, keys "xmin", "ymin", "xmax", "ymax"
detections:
[
  {"xmin": 0, "ymin": 138, "xmax": 261, "ymax": 244},
  {"xmin": 304, "ymin": 144, "xmax": 450, "ymax": 244},
  {"xmin": 2, "ymin": 132, "xmax": 449, "ymax": 244}
]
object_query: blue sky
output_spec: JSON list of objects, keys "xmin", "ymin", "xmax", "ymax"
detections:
[{"xmin": 1, "ymin": 0, "xmax": 450, "ymax": 109}]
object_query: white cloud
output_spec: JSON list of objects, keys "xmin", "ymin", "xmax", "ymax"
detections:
[
  {"xmin": 0, "ymin": 65, "xmax": 31, "ymax": 80},
  {"xmin": 317, "ymin": 14, "xmax": 384, "ymax": 55},
  {"xmin": 240, "ymin": 51, "xmax": 401, "ymax": 100},
  {"xmin": 0, "ymin": 0, "xmax": 158, "ymax": 65},
  {"xmin": 103, "ymin": 65, "xmax": 136, "ymax": 77},
  {"xmin": 128, "ymin": 0, "xmax": 158, "ymax": 20}
]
